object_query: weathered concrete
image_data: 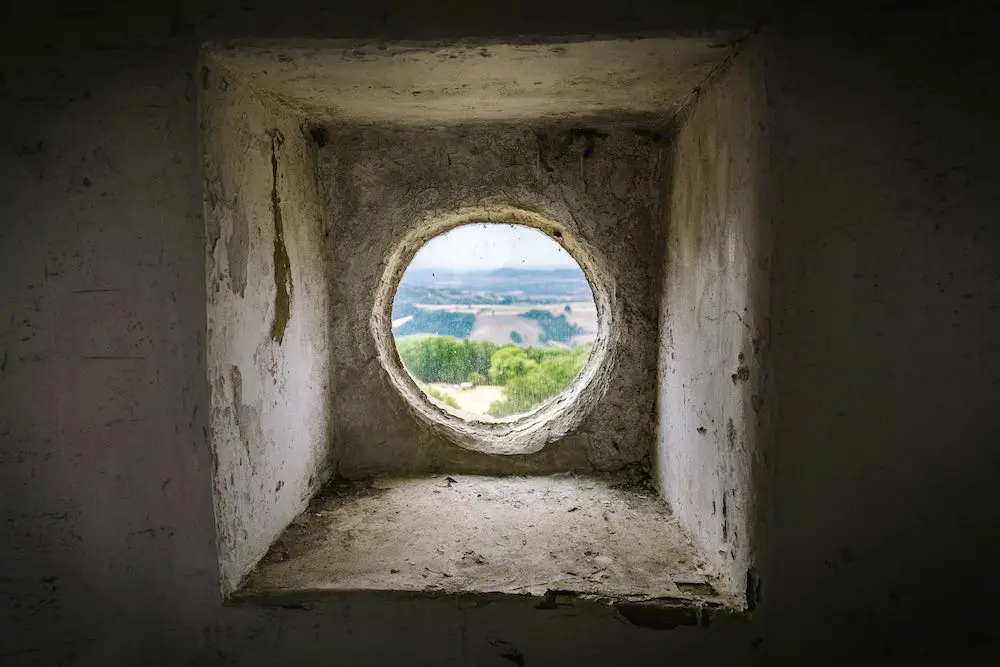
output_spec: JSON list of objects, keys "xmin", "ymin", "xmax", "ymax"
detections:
[
  {"xmin": 322, "ymin": 123, "xmax": 666, "ymax": 475},
  {"xmin": 371, "ymin": 207, "xmax": 618, "ymax": 457},
  {"xmin": 233, "ymin": 474, "xmax": 739, "ymax": 613},
  {"xmin": 203, "ymin": 35, "xmax": 700, "ymax": 590},
  {"xmin": 201, "ymin": 60, "xmax": 333, "ymax": 593},
  {"xmin": 3, "ymin": 1, "xmax": 1000, "ymax": 665},
  {"xmin": 656, "ymin": 37, "xmax": 772, "ymax": 598},
  {"xmin": 201, "ymin": 35, "xmax": 718, "ymax": 599},
  {"xmin": 208, "ymin": 36, "xmax": 739, "ymax": 124}
]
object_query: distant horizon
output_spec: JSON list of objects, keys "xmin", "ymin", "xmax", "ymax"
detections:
[
  {"xmin": 403, "ymin": 265, "xmax": 582, "ymax": 273},
  {"xmin": 406, "ymin": 224, "xmax": 582, "ymax": 272}
]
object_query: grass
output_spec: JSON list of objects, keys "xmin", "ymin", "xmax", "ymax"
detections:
[{"xmin": 422, "ymin": 384, "xmax": 460, "ymax": 409}]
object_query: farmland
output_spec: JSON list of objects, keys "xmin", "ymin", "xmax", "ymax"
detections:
[
  {"xmin": 395, "ymin": 301, "xmax": 597, "ymax": 347},
  {"xmin": 392, "ymin": 267, "xmax": 597, "ymax": 347},
  {"xmin": 391, "ymin": 267, "xmax": 596, "ymax": 416}
]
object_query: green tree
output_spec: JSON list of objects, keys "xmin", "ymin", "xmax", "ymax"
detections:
[
  {"xmin": 395, "ymin": 310, "xmax": 475, "ymax": 338},
  {"xmin": 395, "ymin": 336, "xmax": 594, "ymax": 418},
  {"xmin": 487, "ymin": 343, "xmax": 593, "ymax": 417},
  {"xmin": 488, "ymin": 346, "xmax": 538, "ymax": 385},
  {"xmin": 519, "ymin": 309, "xmax": 582, "ymax": 343},
  {"xmin": 396, "ymin": 336, "xmax": 498, "ymax": 384}
]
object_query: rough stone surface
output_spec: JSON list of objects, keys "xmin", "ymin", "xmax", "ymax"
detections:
[
  {"xmin": 656, "ymin": 37, "xmax": 772, "ymax": 597},
  {"xmin": 370, "ymin": 206, "xmax": 619, "ymax": 456},
  {"xmin": 233, "ymin": 474, "xmax": 739, "ymax": 612},
  {"xmin": 201, "ymin": 62, "xmax": 333, "ymax": 593},
  {"xmin": 203, "ymin": 35, "xmax": 689, "ymax": 592},
  {"xmin": 209, "ymin": 36, "xmax": 738, "ymax": 124},
  {"xmin": 322, "ymin": 123, "xmax": 666, "ymax": 476},
  {"xmin": 3, "ymin": 2, "xmax": 1000, "ymax": 665}
]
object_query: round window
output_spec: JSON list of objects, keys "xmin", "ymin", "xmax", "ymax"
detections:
[
  {"xmin": 391, "ymin": 223, "xmax": 597, "ymax": 420},
  {"xmin": 371, "ymin": 207, "xmax": 616, "ymax": 455}
]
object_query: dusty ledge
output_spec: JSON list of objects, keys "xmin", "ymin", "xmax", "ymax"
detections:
[{"xmin": 229, "ymin": 475, "xmax": 744, "ymax": 627}]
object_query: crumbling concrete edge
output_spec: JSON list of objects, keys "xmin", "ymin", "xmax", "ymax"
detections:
[
  {"xmin": 225, "ymin": 586, "xmax": 747, "ymax": 630},
  {"xmin": 369, "ymin": 204, "xmax": 621, "ymax": 456}
]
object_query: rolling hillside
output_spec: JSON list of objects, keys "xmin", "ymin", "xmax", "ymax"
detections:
[{"xmin": 392, "ymin": 267, "xmax": 597, "ymax": 347}]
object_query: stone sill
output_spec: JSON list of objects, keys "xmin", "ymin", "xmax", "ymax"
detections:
[{"xmin": 227, "ymin": 474, "xmax": 744, "ymax": 628}]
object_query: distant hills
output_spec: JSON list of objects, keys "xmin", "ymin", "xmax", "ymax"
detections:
[
  {"xmin": 391, "ymin": 267, "xmax": 597, "ymax": 347},
  {"xmin": 394, "ymin": 267, "xmax": 593, "ymax": 314}
]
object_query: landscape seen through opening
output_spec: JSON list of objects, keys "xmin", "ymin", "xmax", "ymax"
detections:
[{"xmin": 391, "ymin": 224, "xmax": 597, "ymax": 419}]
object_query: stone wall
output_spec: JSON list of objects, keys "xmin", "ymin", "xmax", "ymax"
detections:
[
  {"xmin": 657, "ymin": 36, "xmax": 772, "ymax": 598},
  {"xmin": 321, "ymin": 123, "xmax": 664, "ymax": 475},
  {"xmin": 2, "ymin": 2, "xmax": 999, "ymax": 664},
  {"xmin": 201, "ymin": 56, "xmax": 333, "ymax": 594}
]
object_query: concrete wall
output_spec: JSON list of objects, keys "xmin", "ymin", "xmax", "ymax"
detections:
[
  {"xmin": 321, "ymin": 124, "xmax": 664, "ymax": 476},
  {"xmin": 201, "ymin": 58, "xmax": 333, "ymax": 593},
  {"xmin": 764, "ymin": 15, "xmax": 1000, "ymax": 647},
  {"xmin": 3, "ymin": 2, "xmax": 1000, "ymax": 665},
  {"xmin": 656, "ymin": 39, "xmax": 771, "ymax": 598}
]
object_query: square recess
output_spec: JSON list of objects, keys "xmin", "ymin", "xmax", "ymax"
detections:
[
  {"xmin": 202, "ymin": 35, "xmax": 757, "ymax": 616},
  {"xmin": 229, "ymin": 475, "xmax": 739, "ymax": 626}
]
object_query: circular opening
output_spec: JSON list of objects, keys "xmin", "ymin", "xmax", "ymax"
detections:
[
  {"xmin": 392, "ymin": 223, "xmax": 596, "ymax": 421},
  {"xmin": 372, "ymin": 207, "xmax": 616, "ymax": 455}
]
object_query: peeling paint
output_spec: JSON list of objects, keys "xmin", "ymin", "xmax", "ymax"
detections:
[
  {"xmin": 202, "ymin": 72, "xmax": 331, "ymax": 592},
  {"xmin": 228, "ymin": 203, "xmax": 250, "ymax": 297}
]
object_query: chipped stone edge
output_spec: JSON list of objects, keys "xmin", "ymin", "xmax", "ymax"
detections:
[
  {"xmin": 369, "ymin": 205, "xmax": 620, "ymax": 456},
  {"xmin": 225, "ymin": 586, "xmax": 747, "ymax": 630}
]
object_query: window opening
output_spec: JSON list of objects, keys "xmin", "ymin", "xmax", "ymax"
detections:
[{"xmin": 391, "ymin": 223, "xmax": 597, "ymax": 420}]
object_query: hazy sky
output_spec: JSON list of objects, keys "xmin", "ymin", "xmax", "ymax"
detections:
[{"xmin": 407, "ymin": 224, "xmax": 579, "ymax": 271}]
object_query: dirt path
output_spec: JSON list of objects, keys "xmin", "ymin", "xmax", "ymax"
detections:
[{"xmin": 427, "ymin": 383, "xmax": 505, "ymax": 415}]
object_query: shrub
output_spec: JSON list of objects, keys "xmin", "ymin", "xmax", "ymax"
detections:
[
  {"xmin": 394, "ymin": 310, "xmax": 476, "ymax": 338},
  {"xmin": 519, "ymin": 309, "xmax": 582, "ymax": 343},
  {"xmin": 423, "ymin": 385, "xmax": 460, "ymax": 409},
  {"xmin": 395, "ymin": 335, "xmax": 593, "ymax": 417},
  {"xmin": 396, "ymin": 336, "xmax": 498, "ymax": 384},
  {"xmin": 486, "ymin": 343, "xmax": 592, "ymax": 417},
  {"xmin": 488, "ymin": 346, "xmax": 538, "ymax": 385}
]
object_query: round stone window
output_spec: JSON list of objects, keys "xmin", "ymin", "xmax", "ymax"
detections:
[{"xmin": 371, "ymin": 207, "xmax": 617, "ymax": 455}]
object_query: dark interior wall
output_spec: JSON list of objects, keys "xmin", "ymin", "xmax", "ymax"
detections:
[
  {"xmin": 2, "ymin": 1, "xmax": 1000, "ymax": 665},
  {"xmin": 763, "ymin": 13, "xmax": 1000, "ymax": 654}
]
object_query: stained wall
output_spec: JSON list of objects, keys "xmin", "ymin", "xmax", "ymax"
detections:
[
  {"xmin": 656, "ymin": 37, "xmax": 772, "ymax": 599},
  {"xmin": 2, "ymin": 2, "xmax": 999, "ymax": 665},
  {"xmin": 320, "ymin": 123, "xmax": 665, "ymax": 475},
  {"xmin": 201, "ymin": 55, "xmax": 333, "ymax": 594}
]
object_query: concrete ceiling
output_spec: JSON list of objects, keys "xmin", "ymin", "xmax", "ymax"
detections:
[{"xmin": 206, "ymin": 36, "xmax": 741, "ymax": 124}]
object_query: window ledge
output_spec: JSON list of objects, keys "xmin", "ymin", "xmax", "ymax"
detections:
[{"xmin": 228, "ymin": 475, "xmax": 744, "ymax": 627}]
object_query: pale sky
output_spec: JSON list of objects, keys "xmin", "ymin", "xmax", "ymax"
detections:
[{"xmin": 407, "ymin": 224, "xmax": 578, "ymax": 271}]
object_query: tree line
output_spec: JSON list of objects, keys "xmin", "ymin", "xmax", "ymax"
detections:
[
  {"xmin": 392, "ymin": 307, "xmax": 583, "ymax": 344},
  {"xmin": 395, "ymin": 336, "xmax": 592, "ymax": 417}
]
